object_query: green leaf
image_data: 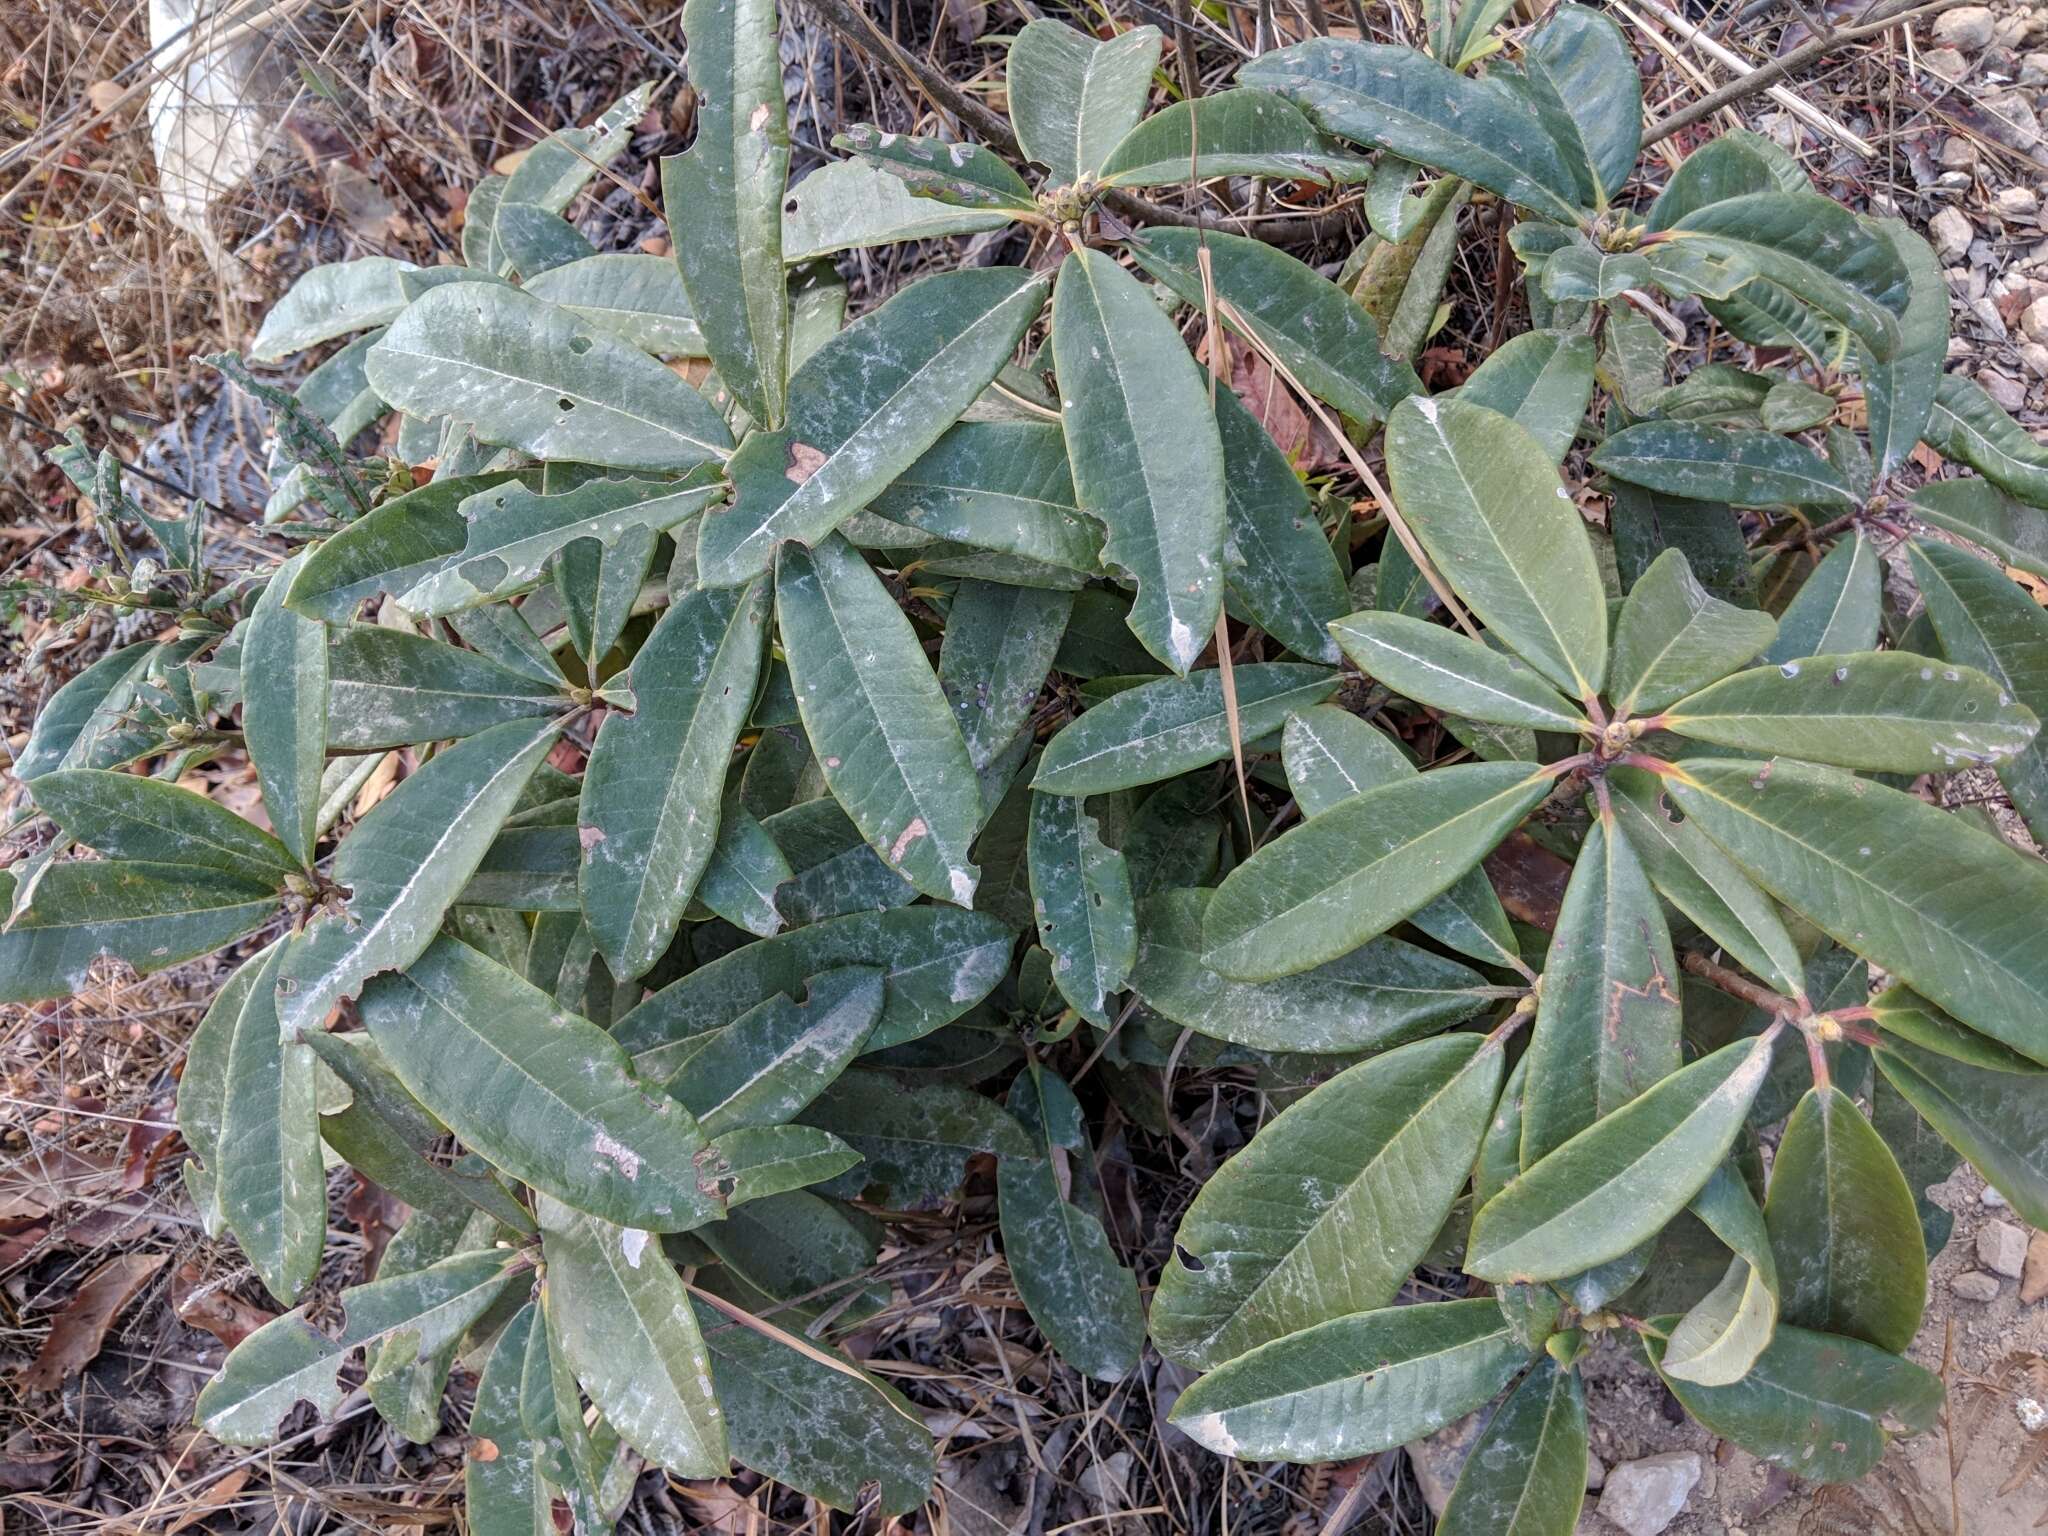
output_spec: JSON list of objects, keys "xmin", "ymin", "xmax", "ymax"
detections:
[
  {"xmin": 1154, "ymin": 1032, "xmax": 1504, "ymax": 1369},
  {"xmin": 776, "ymin": 535, "xmax": 982, "ymax": 904},
  {"xmin": 1910, "ymin": 479, "xmax": 2048, "ymax": 581},
  {"xmin": 997, "ymin": 1065, "xmax": 1144, "ymax": 1380},
  {"xmin": 1608, "ymin": 766, "xmax": 1805, "ymax": 998},
  {"xmin": 1279, "ymin": 706, "xmax": 1523, "ymax": 970},
  {"xmin": 665, "ymin": 966, "xmax": 883, "ymax": 1134},
  {"xmin": 662, "ymin": 0, "xmax": 788, "ymax": 426},
  {"xmin": 761, "ymin": 796, "xmax": 917, "ymax": 924},
  {"xmin": 1519, "ymin": 817, "xmax": 1683, "ymax": 1166},
  {"xmin": 195, "ymin": 1249, "xmax": 517, "ymax": 1444},
  {"xmin": 1518, "ymin": 4, "xmax": 1639, "ymax": 207},
  {"xmin": 495, "ymin": 204, "xmax": 594, "ymax": 277},
  {"xmin": 523, "ymin": 252, "xmax": 706, "ymax": 356},
  {"xmin": 536, "ymin": 1196, "xmax": 726, "ymax": 1476},
  {"xmin": 1873, "ymin": 1034, "xmax": 2048, "ymax": 1227},
  {"xmin": 694, "ymin": 1297, "xmax": 934, "ymax": 1514},
  {"xmin": 209, "ymin": 940, "xmax": 325, "ymax": 1305},
  {"xmin": 1923, "ymin": 373, "xmax": 2048, "ymax": 506},
  {"xmin": 1330, "ymin": 610, "xmax": 1583, "ymax": 730},
  {"xmin": 579, "ymin": 581, "xmax": 769, "ymax": 978},
  {"xmin": 831, "ymin": 124, "xmax": 1036, "ymax": 210},
  {"xmin": 362, "ymin": 936, "xmax": 739, "ymax": 1229},
  {"xmin": 799, "ymin": 1068, "xmax": 1031, "ymax": 1206},
  {"xmin": 1451, "ymin": 330, "xmax": 1595, "ymax": 464},
  {"xmin": 1026, "ymin": 792, "xmax": 1135, "ymax": 1025},
  {"xmin": 11, "ymin": 641, "xmax": 157, "ymax": 781},
  {"xmin": 1007, "ymin": 19, "xmax": 1160, "ymax": 183},
  {"xmin": 1215, "ymin": 389, "xmax": 1350, "ymax": 665},
  {"xmin": 1051, "ymin": 248, "xmax": 1225, "ymax": 674},
  {"xmin": 283, "ymin": 473, "xmax": 530, "ymax": 624},
  {"xmin": 1098, "ymin": 89, "xmax": 1371, "ymax": 187},
  {"xmin": 251, "ymin": 257, "xmax": 418, "ymax": 360},
  {"xmin": 28, "ymin": 769, "xmax": 293, "ymax": 882},
  {"xmin": 1438, "ymin": 1357, "xmax": 1588, "ymax": 1536},
  {"xmin": 0, "ymin": 862, "xmax": 275, "ymax": 1004},
  {"xmin": 1759, "ymin": 379, "xmax": 1835, "ymax": 433},
  {"xmin": 781, "ymin": 159, "xmax": 1015, "ymax": 261},
  {"xmin": 1467, "ymin": 1035, "xmax": 1774, "ymax": 1283},
  {"xmin": 1765, "ymin": 1086, "xmax": 1925, "ymax": 1352},
  {"xmin": 1663, "ymin": 1165, "xmax": 1780, "ymax": 1387},
  {"xmin": 365, "ymin": 284, "xmax": 731, "ymax": 472},
  {"xmin": 501, "ymin": 82, "xmax": 650, "ymax": 212},
  {"xmin": 698, "ymin": 267, "xmax": 1048, "ymax": 585},
  {"xmin": 1169, "ymin": 1298, "xmax": 1532, "ymax": 1463},
  {"xmin": 1645, "ymin": 130, "xmax": 1802, "ymax": 229},
  {"xmin": 1761, "ymin": 530, "xmax": 1879, "ymax": 663},
  {"xmin": 1871, "ymin": 1074, "xmax": 1960, "ymax": 1255},
  {"xmin": 1608, "ymin": 547, "xmax": 1778, "ymax": 716},
  {"xmin": 1240, "ymin": 40, "xmax": 1583, "ymax": 223},
  {"xmin": 614, "ymin": 907, "xmax": 1014, "ymax": 1073},
  {"xmin": 1644, "ymin": 1321, "xmax": 1942, "ymax": 1483},
  {"xmin": 862, "ymin": 421, "xmax": 1101, "ymax": 576},
  {"xmin": 324, "ymin": 627, "xmax": 565, "ymax": 750},
  {"xmin": 177, "ymin": 945, "xmax": 269, "ymax": 1235},
  {"xmin": 1202, "ymin": 762, "xmax": 1553, "ymax": 981},
  {"xmin": 695, "ymin": 1189, "xmax": 884, "ymax": 1324},
  {"xmin": 243, "ymin": 551, "xmax": 327, "ymax": 870},
  {"xmin": 1127, "ymin": 228, "xmax": 1423, "ymax": 424},
  {"xmin": 1034, "ymin": 663, "xmax": 1337, "ymax": 796},
  {"xmin": 1660, "ymin": 651, "xmax": 2038, "ymax": 771},
  {"xmin": 1910, "ymin": 535, "xmax": 2048, "ymax": 841},
  {"xmin": 1385, "ymin": 395, "xmax": 1607, "ymax": 697},
  {"xmin": 1592, "ymin": 423, "xmax": 1855, "ymax": 510},
  {"xmin": 466, "ymin": 1306, "xmax": 550, "ymax": 1535},
  {"xmin": 692, "ymin": 1122, "xmax": 858, "ymax": 1205},
  {"xmin": 1665, "ymin": 757, "xmax": 2048, "ymax": 1065},
  {"xmin": 1128, "ymin": 888, "xmax": 1497, "ymax": 1053},
  {"xmin": 1663, "ymin": 193, "xmax": 1908, "ymax": 358},
  {"xmin": 938, "ymin": 580, "xmax": 1072, "ymax": 771},
  {"xmin": 406, "ymin": 476, "xmax": 719, "ymax": 617},
  {"xmin": 276, "ymin": 716, "xmax": 559, "ymax": 1037},
  {"xmin": 698, "ymin": 792, "xmax": 794, "ymax": 935}
]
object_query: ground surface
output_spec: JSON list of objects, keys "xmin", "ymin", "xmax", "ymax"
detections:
[{"xmin": 5, "ymin": 0, "xmax": 2048, "ymax": 1532}]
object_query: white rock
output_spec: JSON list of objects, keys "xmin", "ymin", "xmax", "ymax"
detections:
[
  {"xmin": 1930, "ymin": 206, "xmax": 1975, "ymax": 261},
  {"xmin": 2022, "ymin": 51, "xmax": 2048, "ymax": 86},
  {"xmin": 1953, "ymin": 1269, "xmax": 2003, "ymax": 1302},
  {"xmin": 1982, "ymin": 1219, "xmax": 2031, "ymax": 1277},
  {"xmin": 1922, "ymin": 45, "xmax": 1969, "ymax": 81},
  {"xmin": 1932, "ymin": 5, "xmax": 1996, "ymax": 50},
  {"xmin": 1998, "ymin": 187, "xmax": 2043, "ymax": 220},
  {"xmin": 2026, "ymin": 295, "xmax": 2048, "ymax": 344},
  {"xmin": 1985, "ymin": 1184, "xmax": 2012, "ymax": 1208},
  {"xmin": 1989, "ymin": 92, "xmax": 2045, "ymax": 152},
  {"xmin": 1981, "ymin": 369, "xmax": 2029, "ymax": 411},
  {"xmin": 1596, "ymin": 1452, "xmax": 1703, "ymax": 1536},
  {"xmin": 2020, "ymin": 342, "xmax": 2048, "ymax": 380},
  {"xmin": 1586, "ymin": 1453, "xmax": 1608, "ymax": 1491},
  {"xmin": 1940, "ymin": 134, "xmax": 1980, "ymax": 170}
]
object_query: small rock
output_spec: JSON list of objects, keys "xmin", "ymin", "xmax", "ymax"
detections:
[
  {"xmin": 2027, "ymin": 296, "xmax": 2048, "ymax": 342},
  {"xmin": 2022, "ymin": 52, "xmax": 2048, "ymax": 87},
  {"xmin": 2021, "ymin": 1230, "xmax": 2048, "ymax": 1304},
  {"xmin": 1586, "ymin": 1453, "xmax": 1607, "ymax": 1491},
  {"xmin": 1988, "ymin": 91, "xmax": 2045, "ymax": 152},
  {"xmin": 1981, "ymin": 369, "xmax": 2029, "ymax": 411},
  {"xmin": 2021, "ymin": 342, "xmax": 2048, "ymax": 380},
  {"xmin": 1940, "ymin": 134, "xmax": 1980, "ymax": 170},
  {"xmin": 1998, "ymin": 187, "xmax": 2043, "ymax": 220},
  {"xmin": 1597, "ymin": 1452, "xmax": 1703, "ymax": 1536},
  {"xmin": 1076, "ymin": 1450, "xmax": 1132, "ymax": 1510},
  {"xmin": 1922, "ymin": 45, "xmax": 1970, "ymax": 81},
  {"xmin": 1933, "ymin": 5, "xmax": 1996, "ymax": 50},
  {"xmin": 1931, "ymin": 206, "xmax": 1976, "ymax": 261},
  {"xmin": 1404, "ymin": 1411, "xmax": 1484, "ymax": 1518},
  {"xmin": 1985, "ymin": 1185, "xmax": 2011, "ymax": 1208},
  {"xmin": 1982, "ymin": 1218, "xmax": 2031, "ymax": 1277},
  {"xmin": 1953, "ymin": 1269, "xmax": 2003, "ymax": 1302}
]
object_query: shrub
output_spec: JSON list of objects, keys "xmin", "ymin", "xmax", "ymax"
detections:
[{"xmin": 10, "ymin": 1, "xmax": 2048, "ymax": 1528}]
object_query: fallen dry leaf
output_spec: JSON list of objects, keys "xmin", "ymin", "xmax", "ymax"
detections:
[
  {"xmin": 162, "ymin": 1464, "xmax": 253, "ymax": 1534},
  {"xmin": 18, "ymin": 1250, "xmax": 166, "ymax": 1391},
  {"xmin": 171, "ymin": 1260, "xmax": 276, "ymax": 1348},
  {"xmin": 1484, "ymin": 832, "xmax": 1573, "ymax": 932}
]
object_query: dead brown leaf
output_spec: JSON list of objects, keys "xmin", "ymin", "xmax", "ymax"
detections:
[
  {"xmin": 171, "ymin": 1260, "xmax": 276, "ymax": 1348},
  {"xmin": 17, "ymin": 1251, "xmax": 165, "ymax": 1392}
]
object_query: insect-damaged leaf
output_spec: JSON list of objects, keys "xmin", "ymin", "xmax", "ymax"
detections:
[
  {"xmin": 665, "ymin": 966, "xmax": 883, "ymax": 1134},
  {"xmin": 1764, "ymin": 1087, "xmax": 1926, "ymax": 1353},
  {"xmin": 365, "ymin": 284, "xmax": 730, "ymax": 472},
  {"xmin": 1052, "ymin": 247, "xmax": 1226, "ymax": 675},
  {"xmin": 1027, "ymin": 792, "xmax": 1135, "ymax": 1026},
  {"xmin": 1169, "ymin": 1298, "xmax": 1532, "ymax": 1464},
  {"xmin": 1034, "ymin": 664, "xmax": 1338, "ymax": 796},
  {"xmin": 1468, "ymin": 1036, "xmax": 1774, "ymax": 1283},
  {"xmin": 1658, "ymin": 652, "xmax": 2037, "ymax": 773},
  {"xmin": 579, "ymin": 580, "xmax": 769, "ymax": 980},
  {"xmin": 696, "ymin": 267, "xmax": 1048, "ymax": 585},
  {"xmin": 1202, "ymin": 762, "xmax": 1553, "ymax": 981},
  {"xmin": 1153, "ymin": 1032, "xmax": 1503, "ymax": 1370},
  {"xmin": 777, "ymin": 535, "xmax": 982, "ymax": 905},
  {"xmin": 1385, "ymin": 395, "xmax": 1607, "ymax": 698},
  {"xmin": 1128, "ymin": 888, "xmax": 1498, "ymax": 1053},
  {"xmin": 1665, "ymin": 757, "xmax": 2048, "ymax": 1066},
  {"xmin": 662, "ymin": 0, "xmax": 788, "ymax": 426},
  {"xmin": 362, "ymin": 937, "xmax": 732, "ymax": 1231},
  {"xmin": 276, "ymin": 715, "xmax": 560, "ymax": 1039},
  {"xmin": 465, "ymin": 1306, "xmax": 551, "ymax": 1535},
  {"xmin": 536, "ymin": 1195, "xmax": 726, "ymax": 1477},
  {"xmin": 997, "ymin": 1065, "xmax": 1144, "ymax": 1380}
]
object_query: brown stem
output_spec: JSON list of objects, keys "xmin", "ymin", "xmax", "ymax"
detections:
[{"xmin": 1681, "ymin": 949, "xmax": 1798, "ymax": 1017}]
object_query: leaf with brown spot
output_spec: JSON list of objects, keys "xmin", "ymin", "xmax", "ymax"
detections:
[{"xmin": 19, "ymin": 1251, "xmax": 165, "ymax": 1391}]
